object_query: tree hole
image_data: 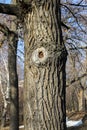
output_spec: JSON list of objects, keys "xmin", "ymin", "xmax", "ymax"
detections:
[{"xmin": 38, "ymin": 51, "xmax": 44, "ymax": 58}]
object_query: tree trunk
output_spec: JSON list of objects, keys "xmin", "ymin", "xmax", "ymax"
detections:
[
  {"xmin": 8, "ymin": 33, "xmax": 19, "ymax": 130},
  {"xmin": 23, "ymin": 1, "xmax": 67, "ymax": 130},
  {"xmin": 1, "ymin": 100, "xmax": 7, "ymax": 127},
  {"xmin": 0, "ymin": 73, "xmax": 7, "ymax": 127}
]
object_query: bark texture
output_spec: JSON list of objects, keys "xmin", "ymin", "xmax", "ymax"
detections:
[
  {"xmin": 24, "ymin": 0, "xmax": 67, "ymax": 130},
  {"xmin": 8, "ymin": 33, "xmax": 19, "ymax": 130}
]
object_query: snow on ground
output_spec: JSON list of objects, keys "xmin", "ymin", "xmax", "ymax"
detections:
[
  {"xmin": 19, "ymin": 118, "xmax": 83, "ymax": 128},
  {"xmin": 66, "ymin": 117, "xmax": 83, "ymax": 127},
  {"xmin": 19, "ymin": 125, "xmax": 24, "ymax": 128}
]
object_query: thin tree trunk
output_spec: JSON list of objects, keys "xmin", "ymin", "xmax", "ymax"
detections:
[
  {"xmin": 23, "ymin": 1, "xmax": 67, "ymax": 130},
  {"xmin": 0, "ymin": 50, "xmax": 10, "ymax": 127},
  {"xmin": 0, "ymin": 72, "xmax": 7, "ymax": 127},
  {"xmin": 1, "ymin": 105, "xmax": 7, "ymax": 127},
  {"xmin": 8, "ymin": 33, "xmax": 19, "ymax": 130},
  {"xmin": 8, "ymin": 0, "xmax": 19, "ymax": 129}
]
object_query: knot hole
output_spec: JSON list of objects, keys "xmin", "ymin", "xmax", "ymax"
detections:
[{"xmin": 38, "ymin": 51, "xmax": 44, "ymax": 58}]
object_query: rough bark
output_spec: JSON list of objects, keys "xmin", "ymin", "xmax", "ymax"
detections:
[
  {"xmin": 24, "ymin": 0, "xmax": 67, "ymax": 130},
  {"xmin": 8, "ymin": 33, "xmax": 19, "ymax": 130}
]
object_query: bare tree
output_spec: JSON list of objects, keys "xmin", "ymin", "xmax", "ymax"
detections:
[
  {"xmin": 0, "ymin": 22, "xmax": 19, "ymax": 130},
  {"xmin": 0, "ymin": 48, "xmax": 10, "ymax": 127},
  {"xmin": 8, "ymin": 32, "xmax": 19, "ymax": 130},
  {"xmin": 60, "ymin": 0, "xmax": 87, "ymax": 113}
]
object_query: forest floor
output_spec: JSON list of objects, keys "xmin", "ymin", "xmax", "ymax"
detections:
[
  {"xmin": 1, "ymin": 112, "xmax": 87, "ymax": 130},
  {"xmin": 0, "ymin": 120, "xmax": 24, "ymax": 130},
  {"xmin": 0, "ymin": 126, "xmax": 24, "ymax": 130}
]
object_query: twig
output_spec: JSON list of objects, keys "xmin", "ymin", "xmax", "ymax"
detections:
[{"xmin": 61, "ymin": 4, "xmax": 86, "ymax": 33}]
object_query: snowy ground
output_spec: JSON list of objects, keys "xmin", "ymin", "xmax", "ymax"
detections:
[
  {"xmin": 19, "ymin": 118, "xmax": 83, "ymax": 128},
  {"xmin": 66, "ymin": 117, "xmax": 83, "ymax": 127},
  {"xmin": 19, "ymin": 125, "xmax": 24, "ymax": 128}
]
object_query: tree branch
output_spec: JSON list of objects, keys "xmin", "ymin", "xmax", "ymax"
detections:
[
  {"xmin": 61, "ymin": 22, "xmax": 70, "ymax": 29},
  {"xmin": 0, "ymin": 23, "xmax": 9, "ymax": 35},
  {"xmin": 66, "ymin": 73, "xmax": 87, "ymax": 87},
  {"xmin": 0, "ymin": 23, "xmax": 18, "ymax": 35},
  {"xmin": 61, "ymin": 4, "xmax": 86, "ymax": 33},
  {"xmin": 69, "ymin": 2, "xmax": 87, "ymax": 7},
  {"xmin": 69, "ymin": 46, "xmax": 87, "ymax": 50},
  {"xmin": 0, "ymin": 23, "xmax": 18, "ymax": 47},
  {"xmin": 61, "ymin": 0, "xmax": 87, "ymax": 7},
  {"xmin": 0, "ymin": 3, "xmax": 20, "ymax": 17}
]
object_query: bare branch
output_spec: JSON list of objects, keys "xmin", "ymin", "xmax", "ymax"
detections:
[
  {"xmin": 0, "ymin": 23, "xmax": 9, "ymax": 36},
  {"xmin": 77, "ymin": 0, "xmax": 84, "ymax": 5},
  {"xmin": 69, "ymin": 2, "xmax": 87, "ymax": 7},
  {"xmin": 61, "ymin": 22, "xmax": 70, "ymax": 29},
  {"xmin": 66, "ymin": 73, "xmax": 87, "ymax": 87},
  {"xmin": 0, "ymin": 23, "xmax": 18, "ymax": 47},
  {"xmin": 69, "ymin": 46, "xmax": 87, "ymax": 50},
  {"xmin": 61, "ymin": 0, "xmax": 87, "ymax": 7},
  {"xmin": 0, "ymin": 3, "xmax": 20, "ymax": 17},
  {"xmin": 61, "ymin": 4, "xmax": 86, "ymax": 33},
  {"xmin": 0, "ymin": 23, "xmax": 17, "ymax": 36}
]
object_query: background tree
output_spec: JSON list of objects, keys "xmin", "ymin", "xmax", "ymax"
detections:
[
  {"xmin": 0, "ymin": 2, "xmax": 24, "ymax": 129},
  {"xmin": 0, "ymin": 23, "xmax": 19, "ymax": 130},
  {"xmin": 61, "ymin": 0, "xmax": 87, "ymax": 113},
  {"xmin": 0, "ymin": 47, "xmax": 10, "ymax": 127}
]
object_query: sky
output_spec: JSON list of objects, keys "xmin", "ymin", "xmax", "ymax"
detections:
[
  {"xmin": 0, "ymin": 0, "xmax": 11, "ymax": 4},
  {"xmin": 6, "ymin": 0, "xmax": 11, "ymax": 3}
]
